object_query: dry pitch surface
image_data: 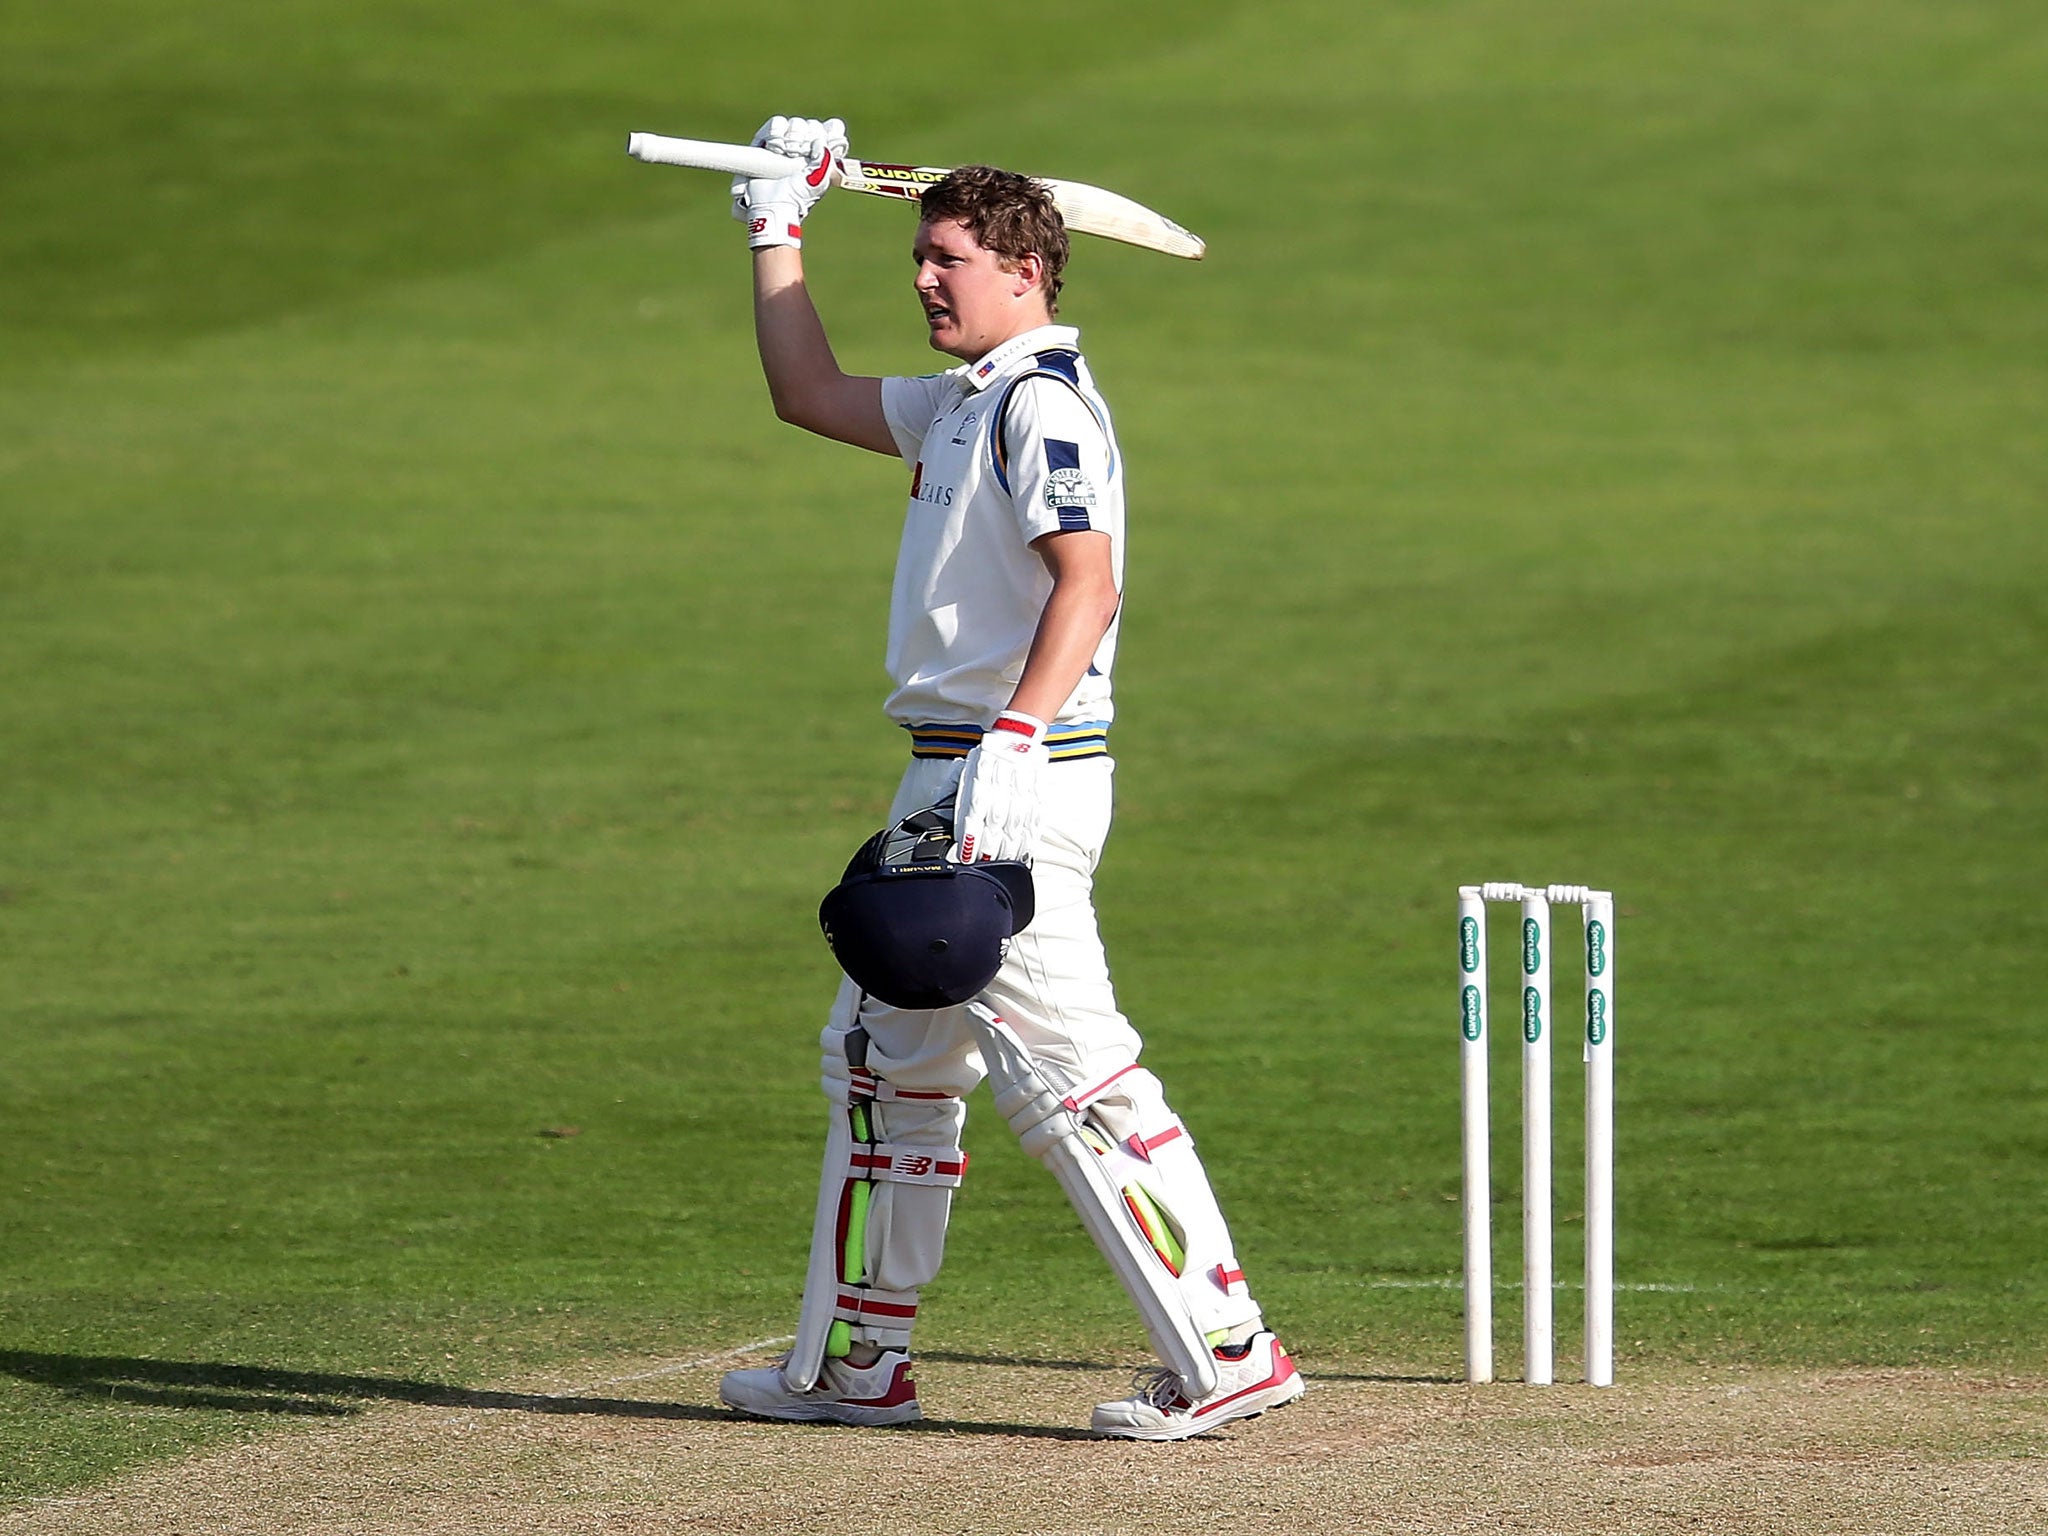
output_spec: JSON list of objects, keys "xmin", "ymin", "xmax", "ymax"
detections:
[{"xmin": 9, "ymin": 1343, "xmax": 2043, "ymax": 1535}]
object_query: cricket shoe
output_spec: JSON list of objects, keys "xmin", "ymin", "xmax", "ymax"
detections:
[
  {"xmin": 1091, "ymin": 1331, "xmax": 1304, "ymax": 1441},
  {"xmin": 718, "ymin": 1349, "xmax": 921, "ymax": 1427}
]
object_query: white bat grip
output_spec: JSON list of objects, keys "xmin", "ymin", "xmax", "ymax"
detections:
[{"xmin": 625, "ymin": 133, "xmax": 804, "ymax": 180}]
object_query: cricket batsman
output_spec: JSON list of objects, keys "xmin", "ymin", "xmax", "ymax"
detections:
[{"xmin": 714, "ymin": 115, "xmax": 1303, "ymax": 1440}]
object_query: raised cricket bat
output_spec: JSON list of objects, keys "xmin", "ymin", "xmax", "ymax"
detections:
[{"xmin": 625, "ymin": 132, "xmax": 1205, "ymax": 261}]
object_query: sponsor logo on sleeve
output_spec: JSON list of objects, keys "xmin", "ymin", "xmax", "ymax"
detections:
[{"xmin": 1043, "ymin": 468, "xmax": 1097, "ymax": 509}]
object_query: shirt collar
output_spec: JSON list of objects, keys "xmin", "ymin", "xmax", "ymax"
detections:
[{"xmin": 956, "ymin": 325, "xmax": 1081, "ymax": 393}]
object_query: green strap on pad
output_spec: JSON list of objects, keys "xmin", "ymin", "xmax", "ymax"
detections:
[{"xmin": 827, "ymin": 1102, "xmax": 878, "ymax": 1360}]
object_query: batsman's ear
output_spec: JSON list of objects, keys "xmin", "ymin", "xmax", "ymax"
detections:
[{"xmin": 1009, "ymin": 250, "xmax": 1045, "ymax": 296}]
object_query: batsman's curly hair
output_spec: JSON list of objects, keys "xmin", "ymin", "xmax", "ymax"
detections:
[{"xmin": 920, "ymin": 165, "xmax": 1071, "ymax": 315}]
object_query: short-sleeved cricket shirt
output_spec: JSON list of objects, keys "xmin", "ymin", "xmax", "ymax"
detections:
[{"xmin": 877, "ymin": 324, "xmax": 1125, "ymax": 730}]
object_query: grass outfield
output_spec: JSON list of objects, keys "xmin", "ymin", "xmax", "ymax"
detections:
[{"xmin": 5, "ymin": 0, "xmax": 2046, "ymax": 1501}]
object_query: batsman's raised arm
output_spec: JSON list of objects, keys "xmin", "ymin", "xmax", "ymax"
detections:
[
  {"xmin": 751, "ymin": 249, "xmax": 892, "ymax": 454},
  {"xmin": 736, "ymin": 116, "xmax": 895, "ymax": 456}
]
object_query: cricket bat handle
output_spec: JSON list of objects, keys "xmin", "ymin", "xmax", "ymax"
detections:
[{"xmin": 626, "ymin": 133, "xmax": 811, "ymax": 180}]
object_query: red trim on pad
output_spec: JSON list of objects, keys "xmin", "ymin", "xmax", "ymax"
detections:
[
  {"xmin": 1062, "ymin": 1064, "xmax": 1143, "ymax": 1113},
  {"xmin": 837, "ymin": 1291, "xmax": 918, "ymax": 1320},
  {"xmin": 1127, "ymin": 1125, "xmax": 1186, "ymax": 1160}
]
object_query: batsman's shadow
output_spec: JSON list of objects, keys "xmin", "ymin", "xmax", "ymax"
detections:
[
  {"xmin": 921, "ymin": 1347, "xmax": 1463, "ymax": 1388},
  {"xmin": 1305, "ymin": 1370, "xmax": 1464, "ymax": 1385},
  {"xmin": 916, "ymin": 1348, "xmax": 1115, "ymax": 1374},
  {"xmin": 0, "ymin": 1350, "xmax": 1114, "ymax": 1439},
  {"xmin": 0, "ymin": 1350, "xmax": 731, "ymax": 1424}
]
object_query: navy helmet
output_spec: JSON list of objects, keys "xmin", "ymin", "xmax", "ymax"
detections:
[{"xmin": 819, "ymin": 807, "xmax": 1035, "ymax": 1011}]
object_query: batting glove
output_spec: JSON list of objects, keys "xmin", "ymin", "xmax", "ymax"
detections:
[
  {"xmin": 955, "ymin": 712, "xmax": 1049, "ymax": 864},
  {"xmin": 731, "ymin": 115, "xmax": 846, "ymax": 249}
]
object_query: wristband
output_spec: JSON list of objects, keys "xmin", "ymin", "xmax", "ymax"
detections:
[
  {"xmin": 747, "ymin": 210, "xmax": 803, "ymax": 250},
  {"xmin": 989, "ymin": 710, "xmax": 1049, "ymax": 747}
]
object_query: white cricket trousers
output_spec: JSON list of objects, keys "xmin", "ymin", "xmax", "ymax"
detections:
[{"xmin": 816, "ymin": 753, "xmax": 1264, "ymax": 1352}]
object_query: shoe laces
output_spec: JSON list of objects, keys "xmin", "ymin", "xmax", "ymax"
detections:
[{"xmin": 1128, "ymin": 1367, "xmax": 1192, "ymax": 1412}]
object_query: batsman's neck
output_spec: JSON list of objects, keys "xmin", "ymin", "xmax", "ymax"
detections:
[{"xmin": 949, "ymin": 310, "xmax": 1053, "ymax": 365}]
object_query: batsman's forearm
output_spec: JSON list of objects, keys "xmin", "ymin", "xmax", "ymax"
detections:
[
  {"xmin": 749, "ymin": 248, "xmax": 893, "ymax": 452},
  {"xmin": 1007, "ymin": 568, "xmax": 1121, "ymax": 723},
  {"xmin": 751, "ymin": 247, "xmax": 838, "ymax": 422}
]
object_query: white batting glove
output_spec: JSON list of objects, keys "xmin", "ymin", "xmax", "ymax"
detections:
[
  {"xmin": 955, "ymin": 712, "xmax": 1049, "ymax": 864},
  {"xmin": 730, "ymin": 115, "xmax": 846, "ymax": 249}
]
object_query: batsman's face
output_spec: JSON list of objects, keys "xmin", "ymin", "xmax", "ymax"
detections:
[{"xmin": 913, "ymin": 218, "xmax": 1044, "ymax": 361}]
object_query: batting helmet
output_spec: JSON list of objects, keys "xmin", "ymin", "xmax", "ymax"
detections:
[{"xmin": 818, "ymin": 807, "xmax": 1035, "ymax": 1011}]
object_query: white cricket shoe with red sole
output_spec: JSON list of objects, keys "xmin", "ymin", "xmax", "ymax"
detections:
[
  {"xmin": 1091, "ymin": 1330, "xmax": 1304, "ymax": 1441},
  {"xmin": 718, "ymin": 1349, "xmax": 921, "ymax": 1427}
]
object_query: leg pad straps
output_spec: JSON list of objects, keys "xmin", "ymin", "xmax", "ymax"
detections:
[
  {"xmin": 786, "ymin": 1026, "xmax": 969, "ymax": 1391},
  {"xmin": 851, "ymin": 1143, "xmax": 968, "ymax": 1186}
]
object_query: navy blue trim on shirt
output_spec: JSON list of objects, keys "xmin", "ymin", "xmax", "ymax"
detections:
[
  {"xmin": 989, "ymin": 351, "xmax": 1088, "ymax": 495},
  {"xmin": 1033, "ymin": 350, "xmax": 1082, "ymax": 385}
]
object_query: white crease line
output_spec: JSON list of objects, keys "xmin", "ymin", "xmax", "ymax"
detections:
[
  {"xmin": 432, "ymin": 1333, "xmax": 796, "ymax": 1427},
  {"xmin": 565, "ymin": 1334, "xmax": 797, "ymax": 1395}
]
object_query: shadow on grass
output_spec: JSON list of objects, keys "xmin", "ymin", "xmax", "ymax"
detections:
[
  {"xmin": 918, "ymin": 1349, "xmax": 1114, "ymax": 1373},
  {"xmin": 0, "ymin": 1350, "xmax": 731, "ymax": 1422},
  {"xmin": 0, "ymin": 1351, "xmax": 1105, "ymax": 1439},
  {"xmin": 917, "ymin": 1350, "xmax": 1459, "ymax": 1387},
  {"xmin": 1304, "ymin": 1369, "xmax": 1465, "ymax": 1385}
]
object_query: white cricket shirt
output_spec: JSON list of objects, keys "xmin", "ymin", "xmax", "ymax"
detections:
[{"xmin": 877, "ymin": 324, "xmax": 1125, "ymax": 729}]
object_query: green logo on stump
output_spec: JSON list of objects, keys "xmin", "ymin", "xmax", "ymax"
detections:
[
  {"xmin": 1587, "ymin": 990, "xmax": 1609, "ymax": 1046},
  {"xmin": 1522, "ymin": 918, "xmax": 1541, "ymax": 976},
  {"xmin": 1461, "ymin": 985, "xmax": 1484, "ymax": 1041},
  {"xmin": 1586, "ymin": 919, "xmax": 1608, "ymax": 978},
  {"xmin": 1523, "ymin": 986, "xmax": 1543, "ymax": 1043},
  {"xmin": 1460, "ymin": 915, "xmax": 1481, "ymax": 974}
]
